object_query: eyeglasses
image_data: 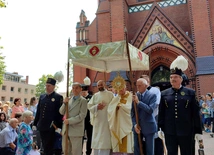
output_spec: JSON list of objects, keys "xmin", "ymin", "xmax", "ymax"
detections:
[{"xmin": 26, "ymin": 104, "xmax": 29, "ymax": 106}]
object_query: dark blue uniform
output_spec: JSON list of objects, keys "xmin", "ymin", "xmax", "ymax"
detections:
[
  {"xmin": 34, "ymin": 91, "xmax": 63, "ymax": 155},
  {"xmin": 158, "ymin": 86, "xmax": 202, "ymax": 155}
]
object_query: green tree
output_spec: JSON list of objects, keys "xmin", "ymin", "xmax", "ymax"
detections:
[
  {"xmin": 0, "ymin": 38, "xmax": 6, "ymax": 85},
  {"xmin": 0, "ymin": 1, "xmax": 7, "ymax": 85},
  {"xmin": 35, "ymin": 74, "xmax": 58, "ymax": 97},
  {"xmin": 0, "ymin": 0, "xmax": 6, "ymax": 8}
]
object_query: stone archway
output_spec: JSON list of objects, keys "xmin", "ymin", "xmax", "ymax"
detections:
[{"xmin": 141, "ymin": 43, "xmax": 196, "ymax": 89}]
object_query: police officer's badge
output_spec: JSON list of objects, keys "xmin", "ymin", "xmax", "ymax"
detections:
[
  {"xmin": 51, "ymin": 98, "xmax": 55, "ymax": 102},
  {"xmin": 181, "ymin": 92, "xmax": 185, "ymax": 96}
]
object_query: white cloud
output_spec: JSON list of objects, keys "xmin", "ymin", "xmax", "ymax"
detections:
[{"xmin": 0, "ymin": 0, "xmax": 97, "ymax": 92}]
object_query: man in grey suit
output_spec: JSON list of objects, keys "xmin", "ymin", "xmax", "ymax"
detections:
[
  {"xmin": 132, "ymin": 78, "xmax": 158, "ymax": 155},
  {"xmin": 59, "ymin": 82, "xmax": 88, "ymax": 155}
]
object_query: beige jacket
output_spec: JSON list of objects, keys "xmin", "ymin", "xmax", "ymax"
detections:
[{"xmin": 59, "ymin": 96, "xmax": 87, "ymax": 137}]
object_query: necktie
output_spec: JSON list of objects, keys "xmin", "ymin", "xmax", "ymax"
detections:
[
  {"xmin": 141, "ymin": 94, "xmax": 144, "ymax": 101},
  {"xmin": 139, "ymin": 94, "xmax": 142, "ymax": 101}
]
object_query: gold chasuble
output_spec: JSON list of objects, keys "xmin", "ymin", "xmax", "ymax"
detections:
[{"xmin": 108, "ymin": 91, "xmax": 133, "ymax": 153}]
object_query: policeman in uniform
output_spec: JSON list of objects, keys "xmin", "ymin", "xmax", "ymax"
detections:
[
  {"xmin": 34, "ymin": 78, "xmax": 63, "ymax": 155},
  {"xmin": 158, "ymin": 67, "xmax": 202, "ymax": 155},
  {"xmin": 81, "ymin": 84, "xmax": 93, "ymax": 155}
]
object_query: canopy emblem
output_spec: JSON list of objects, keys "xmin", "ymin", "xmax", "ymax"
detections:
[
  {"xmin": 138, "ymin": 51, "xmax": 143, "ymax": 61},
  {"xmin": 89, "ymin": 46, "xmax": 100, "ymax": 56}
]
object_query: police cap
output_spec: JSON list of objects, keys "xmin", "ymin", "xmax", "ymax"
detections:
[
  {"xmin": 170, "ymin": 67, "xmax": 182, "ymax": 76},
  {"xmin": 46, "ymin": 78, "xmax": 56, "ymax": 85}
]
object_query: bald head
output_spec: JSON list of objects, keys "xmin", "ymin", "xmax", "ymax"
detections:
[
  {"xmin": 140, "ymin": 75, "xmax": 150, "ymax": 85},
  {"xmin": 97, "ymin": 80, "xmax": 105, "ymax": 91},
  {"xmin": 136, "ymin": 78, "xmax": 148, "ymax": 93},
  {"xmin": 9, "ymin": 118, "xmax": 19, "ymax": 129}
]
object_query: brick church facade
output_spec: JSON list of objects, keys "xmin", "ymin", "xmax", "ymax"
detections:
[{"xmin": 73, "ymin": 0, "xmax": 214, "ymax": 97}]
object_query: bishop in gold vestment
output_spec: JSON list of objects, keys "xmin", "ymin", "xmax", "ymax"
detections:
[{"xmin": 108, "ymin": 87, "xmax": 134, "ymax": 154}]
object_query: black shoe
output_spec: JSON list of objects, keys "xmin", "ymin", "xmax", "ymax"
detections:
[{"xmin": 210, "ymin": 134, "xmax": 213, "ymax": 138}]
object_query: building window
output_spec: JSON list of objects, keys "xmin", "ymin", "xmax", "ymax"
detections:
[
  {"xmin": 24, "ymin": 98, "xmax": 27, "ymax": 102},
  {"xmin": 1, "ymin": 96, "xmax": 5, "ymax": 101},
  {"xmin": 79, "ymin": 29, "xmax": 82, "ymax": 41},
  {"xmin": 31, "ymin": 89, "xmax": 34, "ymax": 94},
  {"xmin": 18, "ymin": 88, "xmax": 21, "ymax": 93},
  {"xmin": 10, "ymin": 97, "xmax": 14, "ymax": 102},
  {"xmin": 2, "ymin": 85, "xmax": 6, "ymax": 91},
  {"xmin": 25, "ymin": 88, "xmax": 28, "ymax": 93},
  {"xmin": 129, "ymin": 0, "xmax": 187, "ymax": 13},
  {"xmin": 11, "ymin": 87, "xmax": 14, "ymax": 92}
]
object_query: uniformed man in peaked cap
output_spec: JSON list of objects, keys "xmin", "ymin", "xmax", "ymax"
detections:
[
  {"xmin": 158, "ymin": 67, "xmax": 202, "ymax": 155},
  {"xmin": 34, "ymin": 77, "xmax": 63, "ymax": 155}
]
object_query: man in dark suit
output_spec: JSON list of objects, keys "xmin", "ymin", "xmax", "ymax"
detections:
[
  {"xmin": 132, "ymin": 78, "xmax": 158, "ymax": 155},
  {"xmin": 81, "ymin": 84, "xmax": 93, "ymax": 155},
  {"xmin": 158, "ymin": 67, "xmax": 202, "ymax": 155},
  {"xmin": 34, "ymin": 78, "xmax": 63, "ymax": 155}
]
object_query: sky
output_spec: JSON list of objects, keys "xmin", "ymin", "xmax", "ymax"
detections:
[{"xmin": 0, "ymin": 0, "xmax": 98, "ymax": 92}]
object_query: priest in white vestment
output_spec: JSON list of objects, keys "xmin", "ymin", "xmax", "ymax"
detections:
[
  {"xmin": 88, "ymin": 80, "xmax": 114, "ymax": 155},
  {"xmin": 108, "ymin": 85, "xmax": 134, "ymax": 155}
]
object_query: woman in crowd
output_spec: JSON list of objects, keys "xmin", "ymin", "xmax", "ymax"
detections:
[
  {"xmin": 16, "ymin": 110, "xmax": 34, "ymax": 155},
  {"xmin": 4, "ymin": 101, "xmax": 12, "ymax": 117},
  {"xmin": 15, "ymin": 112, "xmax": 23, "ymax": 125},
  {"xmin": 2, "ymin": 103, "xmax": 11, "ymax": 120},
  {"xmin": 0, "ymin": 112, "xmax": 8, "ymax": 131},
  {"xmin": 23, "ymin": 102, "xmax": 30, "ymax": 111},
  {"xmin": 11, "ymin": 98, "xmax": 24, "ymax": 118},
  {"xmin": 28, "ymin": 97, "xmax": 38, "ymax": 117}
]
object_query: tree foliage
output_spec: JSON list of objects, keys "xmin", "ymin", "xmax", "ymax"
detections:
[
  {"xmin": 35, "ymin": 74, "xmax": 58, "ymax": 97},
  {"xmin": 0, "ymin": 1, "xmax": 7, "ymax": 85},
  {"xmin": 0, "ymin": 0, "xmax": 6, "ymax": 8},
  {"xmin": 0, "ymin": 37, "xmax": 6, "ymax": 85},
  {"xmin": 0, "ymin": 52, "xmax": 6, "ymax": 85}
]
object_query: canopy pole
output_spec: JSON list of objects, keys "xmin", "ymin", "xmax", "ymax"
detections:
[
  {"xmin": 104, "ymin": 72, "xmax": 107, "ymax": 85},
  {"xmin": 65, "ymin": 38, "xmax": 70, "ymax": 155},
  {"xmin": 125, "ymin": 28, "xmax": 144, "ymax": 155}
]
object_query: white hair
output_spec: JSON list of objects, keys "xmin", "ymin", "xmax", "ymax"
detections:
[
  {"xmin": 138, "ymin": 78, "xmax": 148, "ymax": 85},
  {"xmin": 22, "ymin": 110, "xmax": 33, "ymax": 119},
  {"xmin": 9, "ymin": 118, "xmax": 18, "ymax": 125}
]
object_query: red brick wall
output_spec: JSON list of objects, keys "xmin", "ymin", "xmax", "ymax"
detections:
[
  {"xmin": 189, "ymin": 0, "xmax": 213, "ymax": 57},
  {"xmin": 88, "ymin": 19, "xmax": 97, "ymax": 44},
  {"xmin": 208, "ymin": 0, "xmax": 214, "ymax": 55},
  {"xmin": 196, "ymin": 75, "xmax": 214, "ymax": 96},
  {"xmin": 73, "ymin": 66, "xmax": 87, "ymax": 83}
]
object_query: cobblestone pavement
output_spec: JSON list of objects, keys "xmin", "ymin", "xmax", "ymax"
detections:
[
  {"xmin": 198, "ymin": 131, "xmax": 214, "ymax": 155},
  {"xmin": 82, "ymin": 131, "xmax": 214, "ymax": 155}
]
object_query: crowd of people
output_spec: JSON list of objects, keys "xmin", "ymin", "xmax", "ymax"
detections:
[
  {"xmin": 0, "ymin": 97, "xmax": 40, "ymax": 155},
  {"xmin": 199, "ymin": 93, "xmax": 214, "ymax": 136},
  {"xmin": 0, "ymin": 65, "xmax": 210, "ymax": 155}
]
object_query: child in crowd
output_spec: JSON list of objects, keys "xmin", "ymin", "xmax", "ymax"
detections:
[{"xmin": 201, "ymin": 103, "xmax": 211, "ymax": 133}]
